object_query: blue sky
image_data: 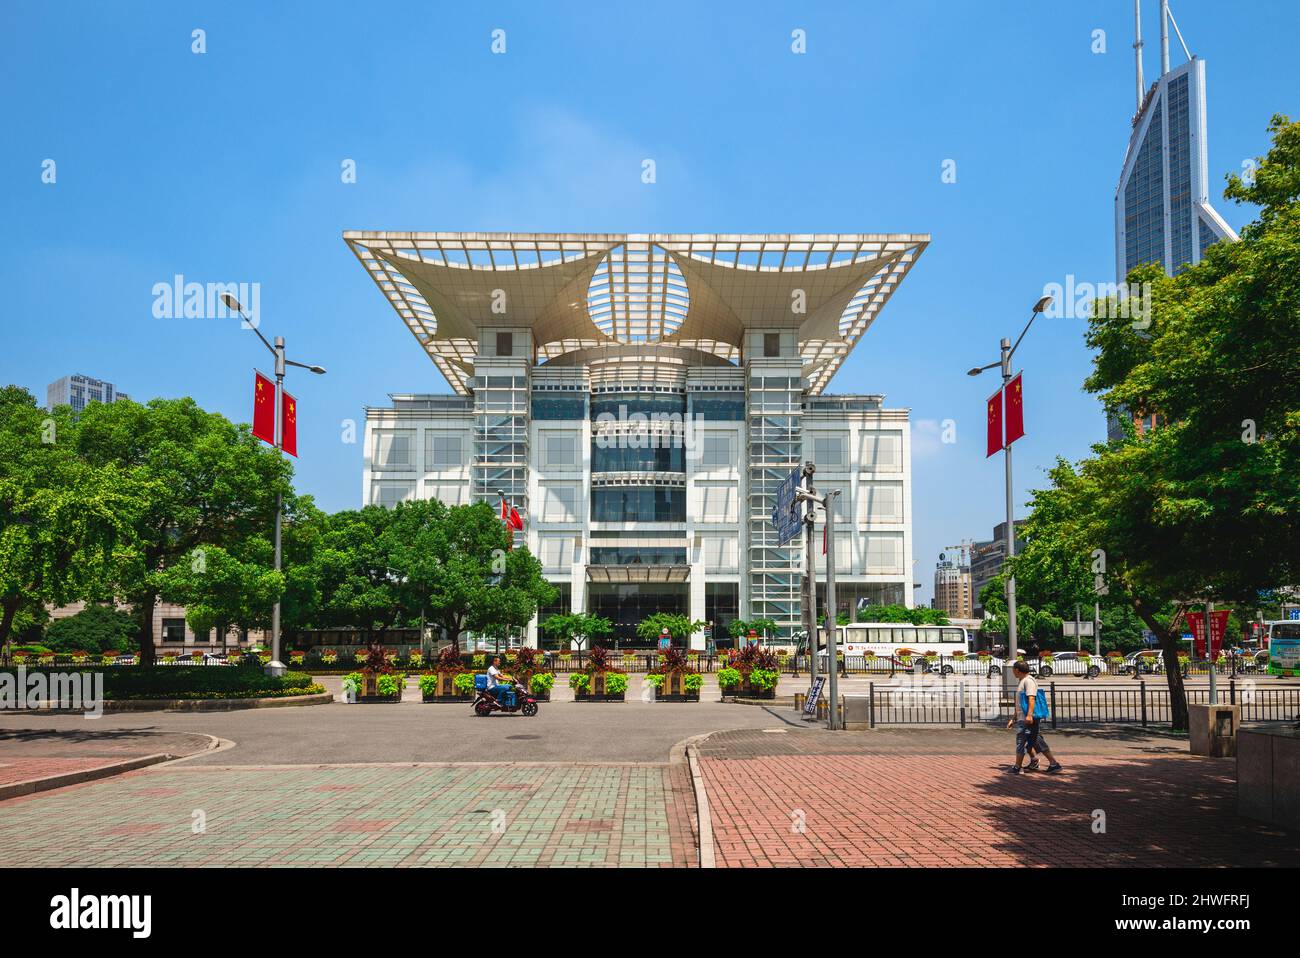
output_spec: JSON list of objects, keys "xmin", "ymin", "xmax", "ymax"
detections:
[{"xmin": 3, "ymin": 1, "xmax": 1294, "ymax": 605}]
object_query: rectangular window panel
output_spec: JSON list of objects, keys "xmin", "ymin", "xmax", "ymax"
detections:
[
  {"xmin": 541, "ymin": 483, "xmax": 580, "ymax": 522},
  {"xmin": 813, "ymin": 433, "xmax": 848, "ymax": 469},
  {"xmin": 425, "ymin": 481, "xmax": 467, "ymax": 505},
  {"xmin": 701, "ymin": 535, "xmax": 739, "ymax": 573},
  {"xmin": 373, "ymin": 430, "xmax": 416, "ymax": 469},
  {"xmin": 859, "ymin": 432, "xmax": 903, "ymax": 472},
  {"xmin": 699, "ymin": 432, "xmax": 735, "ymax": 468},
  {"xmin": 425, "ymin": 432, "xmax": 465, "ymax": 468},
  {"xmin": 864, "ymin": 533, "xmax": 904, "ymax": 574},
  {"xmin": 542, "ymin": 432, "xmax": 578, "ymax": 469},
  {"xmin": 859, "ymin": 482, "xmax": 903, "ymax": 522},
  {"xmin": 372, "ymin": 480, "xmax": 416, "ymax": 508},
  {"xmin": 538, "ymin": 536, "xmax": 574, "ymax": 571},
  {"xmin": 697, "ymin": 482, "xmax": 739, "ymax": 522}
]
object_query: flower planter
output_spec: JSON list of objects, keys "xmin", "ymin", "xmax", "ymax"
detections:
[
  {"xmin": 575, "ymin": 692, "xmax": 626, "ymax": 702},
  {"xmin": 422, "ymin": 671, "xmax": 473, "ymax": 701},
  {"xmin": 650, "ymin": 671, "xmax": 702, "ymax": 702}
]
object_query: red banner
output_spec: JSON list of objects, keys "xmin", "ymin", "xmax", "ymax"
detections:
[
  {"xmin": 281, "ymin": 388, "xmax": 298, "ymax": 458},
  {"xmin": 252, "ymin": 371, "xmax": 275, "ymax": 447},
  {"xmin": 985, "ymin": 387, "xmax": 1004, "ymax": 458},
  {"xmin": 1186, "ymin": 610, "xmax": 1231, "ymax": 659},
  {"xmin": 1005, "ymin": 373, "xmax": 1025, "ymax": 446}
]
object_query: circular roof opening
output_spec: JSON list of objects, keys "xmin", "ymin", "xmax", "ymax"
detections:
[{"xmin": 587, "ymin": 242, "xmax": 689, "ymax": 343}]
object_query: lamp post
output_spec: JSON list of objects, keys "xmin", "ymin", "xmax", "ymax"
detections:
[
  {"xmin": 221, "ymin": 293, "xmax": 325, "ymax": 676},
  {"xmin": 966, "ymin": 295, "xmax": 1053, "ymax": 691}
]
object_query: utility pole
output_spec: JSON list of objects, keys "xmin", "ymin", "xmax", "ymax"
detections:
[
  {"xmin": 801, "ymin": 462, "xmax": 818, "ymax": 687},
  {"xmin": 1075, "ymin": 604, "xmax": 1082, "ymax": 654},
  {"xmin": 824, "ymin": 489, "xmax": 841, "ymax": 730},
  {"xmin": 1000, "ymin": 336, "xmax": 1019, "ymax": 691}
]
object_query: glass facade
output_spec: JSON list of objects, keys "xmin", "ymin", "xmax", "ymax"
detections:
[
  {"xmin": 589, "ymin": 546, "xmax": 687, "ymax": 566},
  {"xmin": 1124, "ymin": 100, "xmax": 1165, "ymax": 274},
  {"xmin": 746, "ymin": 369, "xmax": 804, "ymax": 634},
  {"xmin": 473, "ymin": 373, "xmax": 528, "ymax": 533},
  {"xmin": 591, "ymin": 442, "xmax": 684, "ymax": 473},
  {"xmin": 591, "ymin": 486, "xmax": 686, "ymax": 523}
]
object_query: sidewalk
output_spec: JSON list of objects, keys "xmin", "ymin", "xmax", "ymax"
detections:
[{"xmin": 695, "ymin": 726, "xmax": 1300, "ymax": 867}]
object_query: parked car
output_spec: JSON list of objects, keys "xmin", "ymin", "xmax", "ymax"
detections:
[
  {"xmin": 1037, "ymin": 651, "xmax": 1102, "ymax": 679},
  {"xmin": 1118, "ymin": 650, "xmax": 1162, "ymax": 675}
]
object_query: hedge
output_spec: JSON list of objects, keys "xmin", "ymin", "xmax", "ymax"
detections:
[{"xmin": 0, "ymin": 665, "xmax": 321, "ymax": 701}]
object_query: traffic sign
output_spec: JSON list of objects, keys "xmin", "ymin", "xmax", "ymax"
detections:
[{"xmin": 771, "ymin": 466, "xmax": 803, "ymax": 546}]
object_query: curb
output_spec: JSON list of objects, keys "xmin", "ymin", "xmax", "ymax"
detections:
[
  {"xmin": 102, "ymin": 691, "xmax": 335, "ymax": 713},
  {"xmin": 686, "ymin": 742, "xmax": 716, "ymax": 868},
  {"xmin": 0, "ymin": 753, "xmax": 174, "ymax": 802}
]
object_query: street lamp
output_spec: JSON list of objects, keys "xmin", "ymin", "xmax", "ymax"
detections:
[
  {"xmin": 966, "ymin": 294, "xmax": 1053, "ymax": 689},
  {"xmin": 221, "ymin": 293, "xmax": 325, "ymax": 676}
]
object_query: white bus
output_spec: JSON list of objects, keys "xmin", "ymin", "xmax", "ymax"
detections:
[{"xmin": 829, "ymin": 623, "xmax": 971, "ymax": 657}]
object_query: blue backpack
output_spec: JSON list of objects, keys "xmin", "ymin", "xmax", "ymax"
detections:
[{"xmin": 1019, "ymin": 687, "xmax": 1050, "ymax": 720}]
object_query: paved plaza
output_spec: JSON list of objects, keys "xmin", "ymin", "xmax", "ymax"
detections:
[{"xmin": 1, "ymin": 699, "xmax": 1296, "ymax": 868}]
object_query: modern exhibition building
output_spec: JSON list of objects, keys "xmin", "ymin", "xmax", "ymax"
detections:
[{"xmin": 347, "ymin": 232, "xmax": 928, "ymax": 647}]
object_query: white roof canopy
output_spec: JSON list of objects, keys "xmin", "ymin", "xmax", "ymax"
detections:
[{"xmin": 344, "ymin": 231, "xmax": 928, "ymax": 395}]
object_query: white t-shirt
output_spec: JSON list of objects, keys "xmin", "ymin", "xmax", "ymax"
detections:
[
  {"xmin": 1018, "ymin": 674, "xmax": 1038, "ymax": 719},
  {"xmin": 487, "ymin": 664, "xmax": 502, "ymax": 688}
]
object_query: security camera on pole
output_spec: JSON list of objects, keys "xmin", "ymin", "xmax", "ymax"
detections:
[{"xmin": 966, "ymin": 294, "xmax": 1053, "ymax": 693}]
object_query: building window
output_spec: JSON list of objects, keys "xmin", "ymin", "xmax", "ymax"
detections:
[
  {"xmin": 425, "ymin": 432, "xmax": 464, "ymax": 468},
  {"xmin": 763, "ymin": 332, "xmax": 781, "ymax": 357},
  {"xmin": 373, "ymin": 430, "xmax": 415, "ymax": 469},
  {"xmin": 161, "ymin": 618, "xmax": 186, "ymax": 643},
  {"xmin": 372, "ymin": 480, "xmax": 416, "ymax": 508},
  {"xmin": 591, "ymin": 487, "xmax": 686, "ymax": 523},
  {"xmin": 496, "ymin": 331, "xmax": 513, "ymax": 357},
  {"xmin": 541, "ymin": 484, "xmax": 580, "ymax": 522},
  {"xmin": 697, "ymin": 482, "xmax": 739, "ymax": 523},
  {"xmin": 859, "ymin": 432, "xmax": 903, "ymax": 471},
  {"xmin": 539, "ymin": 536, "xmax": 576, "ymax": 571},
  {"xmin": 813, "ymin": 433, "xmax": 848, "ymax": 469},
  {"xmin": 701, "ymin": 535, "xmax": 739, "ymax": 572},
  {"xmin": 699, "ymin": 433, "xmax": 734, "ymax": 468},
  {"xmin": 864, "ymin": 533, "xmax": 904, "ymax": 574},
  {"xmin": 424, "ymin": 481, "xmax": 467, "ymax": 505},
  {"xmin": 859, "ymin": 482, "xmax": 903, "ymax": 522},
  {"xmin": 532, "ymin": 396, "xmax": 586, "ymax": 419},
  {"xmin": 542, "ymin": 432, "xmax": 578, "ymax": 469}
]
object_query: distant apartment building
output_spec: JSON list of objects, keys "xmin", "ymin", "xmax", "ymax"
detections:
[
  {"xmin": 933, "ymin": 554, "xmax": 973, "ymax": 620},
  {"xmin": 47, "ymin": 374, "xmax": 129, "ymax": 413},
  {"xmin": 46, "ymin": 600, "xmax": 264, "ymax": 651},
  {"xmin": 970, "ymin": 520, "xmax": 1026, "ymax": 617}
]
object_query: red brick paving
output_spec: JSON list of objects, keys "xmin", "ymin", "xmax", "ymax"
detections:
[
  {"xmin": 698, "ymin": 729, "xmax": 1300, "ymax": 868},
  {"xmin": 0, "ymin": 757, "xmax": 124, "ymax": 787}
]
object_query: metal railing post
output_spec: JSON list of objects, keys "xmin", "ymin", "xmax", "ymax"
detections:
[
  {"xmin": 1140, "ymin": 681, "xmax": 1148, "ymax": 727},
  {"xmin": 1050, "ymin": 682, "xmax": 1057, "ymax": 729},
  {"xmin": 869, "ymin": 681, "xmax": 875, "ymax": 729}
]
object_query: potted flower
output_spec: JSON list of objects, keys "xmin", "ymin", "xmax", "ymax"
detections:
[
  {"xmin": 353, "ymin": 641, "xmax": 404, "ymax": 702},
  {"xmin": 161, "ymin": 652, "xmax": 177, "ymax": 665},
  {"xmin": 39, "ymin": 651, "xmax": 57, "ymax": 666},
  {"xmin": 729, "ymin": 645, "xmax": 780, "ymax": 698},
  {"xmin": 717, "ymin": 667, "xmax": 742, "ymax": 697},
  {"xmin": 408, "ymin": 649, "xmax": 423, "ymax": 668},
  {"xmin": 342, "ymin": 673, "xmax": 361, "ymax": 704},
  {"xmin": 896, "ymin": 648, "xmax": 916, "ymax": 670},
  {"xmin": 321, "ymin": 648, "xmax": 338, "ymax": 666},
  {"xmin": 99, "ymin": 651, "xmax": 118, "ymax": 666},
  {"xmin": 646, "ymin": 645, "xmax": 702, "ymax": 701},
  {"xmin": 289, "ymin": 650, "xmax": 306, "ymax": 666},
  {"xmin": 425, "ymin": 646, "xmax": 471, "ymax": 700},
  {"xmin": 70, "ymin": 650, "xmax": 90, "ymax": 665},
  {"xmin": 529, "ymin": 671, "xmax": 556, "ymax": 701},
  {"xmin": 573, "ymin": 646, "xmax": 627, "ymax": 701}
]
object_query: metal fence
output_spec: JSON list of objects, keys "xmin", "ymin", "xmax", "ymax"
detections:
[
  {"xmin": 783, "ymin": 653, "xmax": 1276, "ymax": 679},
  {"xmin": 856, "ymin": 680, "xmax": 1300, "ymax": 728}
]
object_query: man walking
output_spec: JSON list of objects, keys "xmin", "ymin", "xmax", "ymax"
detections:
[{"xmin": 1006, "ymin": 660, "xmax": 1062, "ymax": 774}]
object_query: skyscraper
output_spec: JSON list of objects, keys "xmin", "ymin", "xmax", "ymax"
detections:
[
  {"xmin": 1109, "ymin": 1, "xmax": 1237, "ymax": 442},
  {"xmin": 1115, "ymin": 0, "xmax": 1236, "ymax": 282}
]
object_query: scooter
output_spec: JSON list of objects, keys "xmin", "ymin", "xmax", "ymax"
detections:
[{"xmin": 472, "ymin": 675, "xmax": 539, "ymax": 717}]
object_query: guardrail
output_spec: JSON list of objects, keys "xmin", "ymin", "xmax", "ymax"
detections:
[
  {"xmin": 852, "ymin": 679, "xmax": 1300, "ymax": 727},
  {"xmin": 782, "ymin": 653, "xmax": 1276, "ymax": 678}
]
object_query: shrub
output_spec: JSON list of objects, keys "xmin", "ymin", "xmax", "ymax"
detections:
[
  {"xmin": 453, "ymin": 672, "xmax": 476, "ymax": 695},
  {"xmin": 717, "ymin": 667, "xmax": 741, "ymax": 689},
  {"xmin": 645, "ymin": 673, "xmax": 666, "ymax": 690},
  {"xmin": 376, "ymin": 674, "xmax": 403, "ymax": 697},
  {"xmin": 43, "ymin": 605, "xmax": 138, "ymax": 655},
  {"xmin": 604, "ymin": 673, "xmax": 628, "ymax": 695},
  {"xmin": 683, "ymin": 673, "xmax": 703, "ymax": 692},
  {"xmin": 749, "ymin": 668, "xmax": 780, "ymax": 691},
  {"xmin": 0, "ymin": 666, "xmax": 322, "ymax": 701},
  {"xmin": 418, "ymin": 673, "xmax": 438, "ymax": 697},
  {"xmin": 568, "ymin": 672, "xmax": 590, "ymax": 692},
  {"xmin": 343, "ymin": 672, "xmax": 363, "ymax": 693},
  {"xmin": 530, "ymin": 672, "xmax": 555, "ymax": 695},
  {"xmin": 472, "ymin": 654, "xmax": 486, "ymax": 669}
]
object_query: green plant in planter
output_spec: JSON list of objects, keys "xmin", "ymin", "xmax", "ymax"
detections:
[
  {"xmin": 604, "ymin": 673, "xmax": 629, "ymax": 695},
  {"xmin": 453, "ymin": 672, "xmax": 476, "ymax": 695},
  {"xmin": 683, "ymin": 673, "xmax": 703, "ymax": 692},
  {"xmin": 343, "ymin": 672, "xmax": 363, "ymax": 694},
  {"xmin": 717, "ymin": 667, "xmax": 741, "ymax": 689},
  {"xmin": 749, "ymin": 668, "xmax": 779, "ymax": 691},
  {"xmin": 530, "ymin": 672, "xmax": 555, "ymax": 695},
  {"xmin": 376, "ymin": 674, "xmax": 403, "ymax": 697},
  {"xmin": 645, "ymin": 673, "xmax": 666, "ymax": 690},
  {"xmin": 472, "ymin": 654, "xmax": 486, "ymax": 669},
  {"xmin": 569, "ymin": 672, "xmax": 591, "ymax": 692},
  {"xmin": 418, "ymin": 674, "xmax": 439, "ymax": 697}
]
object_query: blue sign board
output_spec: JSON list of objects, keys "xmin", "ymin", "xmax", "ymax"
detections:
[
  {"xmin": 771, "ymin": 466, "xmax": 804, "ymax": 546},
  {"xmin": 803, "ymin": 675, "xmax": 826, "ymax": 715},
  {"xmin": 1288, "ymin": 609, "xmax": 1300, "ymax": 621}
]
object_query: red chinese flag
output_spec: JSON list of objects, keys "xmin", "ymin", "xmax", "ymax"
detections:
[
  {"xmin": 985, "ymin": 387, "xmax": 1004, "ymax": 458},
  {"xmin": 252, "ymin": 371, "xmax": 276, "ymax": 447},
  {"xmin": 501, "ymin": 498, "xmax": 510, "ymax": 521},
  {"xmin": 281, "ymin": 388, "xmax": 298, "ymax": 458},
  {"xmin": 1004, "ymin": 373, "xmax": 1025, "ymax": 446},
  {"xmin": 509, "ymin": 506, "xmax": 523, "ymax": 531}
]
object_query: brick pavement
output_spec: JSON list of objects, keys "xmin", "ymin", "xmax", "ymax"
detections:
[
  {"xmin": 696, "ymin": 727, "xmax": 1300, "ymax": 867},
  {"xmin": 0, "ymin": 761, "xmax": 697, "ymax": 868}
]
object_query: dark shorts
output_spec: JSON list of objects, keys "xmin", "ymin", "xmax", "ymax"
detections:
[{"xmin": 1016, "ymin": 720, "xmax": 1047, "ymax": 756}]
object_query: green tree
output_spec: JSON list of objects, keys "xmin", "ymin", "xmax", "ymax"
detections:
[
  {"xmin": 381, "ymin": 500, "xmax": 555, "ymax": 652},
  {"xmin": 637, "ymin": 612, "xmax": 706, "ymax": 646},
  {"xmin": 0, "ymin": 387, "xmax": 139, "ymax": 655},
  {"xmin": 540, "ymin": 612, "xmax": 613, "ymax": 650},
  {"xmin": 727, "ymin": 617, "xmax": 778, "ymax": 639},
  {"xmin": 1016, "ymin": 116, "xmax": 1300, "ymax": 728},
  {"xmin": 156, "ymin": 543, "xmax": 283, "ymax": 650},
  {"xmin": 854, "ymin": 603, "xmax": 950, "ymax": 626},
  {"xmin": 73, "ymin": 397, "xmax": 290, "ymax": 664},
  {"xmin": 304, "ymin": 506, "xmax": 404, "ymax": 639},
  {"xmin": 43, "ymin": 603, "xmax": 139, "ymax": 654}
]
